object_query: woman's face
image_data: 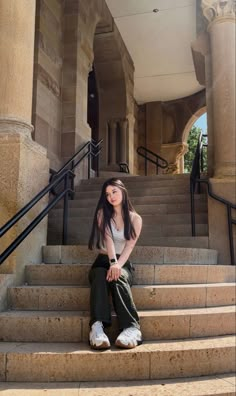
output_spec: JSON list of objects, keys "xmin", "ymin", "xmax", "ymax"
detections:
[{"xmin": 105, "ymin": 185, "xmax": 123, "ymax": 207}]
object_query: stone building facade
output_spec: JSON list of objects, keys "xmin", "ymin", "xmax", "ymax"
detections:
[{"xmin": 0, "ymin": 0, "xmax": 235, "ymax": 293}]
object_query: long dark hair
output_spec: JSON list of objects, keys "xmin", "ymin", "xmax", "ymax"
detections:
[{"xmin": 88, "ymin": 178, "xmax": 136, "ymax": 250}]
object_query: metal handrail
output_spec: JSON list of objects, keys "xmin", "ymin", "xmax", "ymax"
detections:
[
  {"xmin": 190, "ymin": 133, "xmax": 235, "ymax": 265},
  {"xmin": 0, "ymin": 139, "xmax": 103, "ymax": 265},
  {"xmin": 137, "ymin": 146, "xmax": 168, "ymax": 175}
]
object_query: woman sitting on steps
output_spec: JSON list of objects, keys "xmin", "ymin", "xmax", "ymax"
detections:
[{"xmin": 88, "ymin": 178, "xmax": 143, "ymax": 349}]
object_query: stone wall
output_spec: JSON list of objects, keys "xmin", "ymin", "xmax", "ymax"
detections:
[
  {"xmin": 32, "ymin": 0, "xmax": 136, "ymax": 177},
  {"xmin": 137, "ymin": 90, "xmax": 206, "ymax": 174},
  {"xmin": 32, "ymin": 0, "xmax": 64, "ymax": 171}
]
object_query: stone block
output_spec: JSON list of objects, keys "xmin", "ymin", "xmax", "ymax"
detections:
[
  {"xmin": 0, "ymin": 353, "xmax": 6, "ymax": 381},
  {"xmin": 155, "ymin": 265, "xmax": 208, "ymax": 284},
  {"xmin": 190, "ymin": 308, "xmax": 236, "ymax": 337},
  {"xmin": 42, "ymin": 245, "xmax": 61, "ymax": 263},
  {"xmin": 36, "ymin": 81, "xmax": 61, "ymax": 130},
  {"xmin": 206, "ymin": 285, "xmax": 236, "ymax": 307},
  {"xmin": 207, "ymin": 265, "xmax": 236, "ymax": 283},
  {"xmin": 61, "ymin": 133, "xmax": 75, "ymax": 157},
  {"xmin": 6, "ymin": 344, "xmax": 150, "ymax": 382},
  {"xmin": 62, "ymin": 116, "xmax": 76, "ymax": 133},
  {"xmin": 208, "ymin": 178, "xmax": 236, "ymax": 265},
  {"xmin": 0, "ymin": 312, "xmax": 83, "ymax": 342},
  {"xmin": 25, "ymin": 264, "xmax": 90, "ymax": 286},
  {"xmin": 140, "ymin": 312, "xmax": 190, "ymax": 340},
  {"xmin": 61, "ymin": 246, "xmax": 96, "ymax": 264},
  {"xmin": 0, "ymin": 132, "xmax": 49, "ymax": 281},
  {"xmin": 130, "ymin": 246, "xmax": 164, "ymax": 264},
  {"xmin": 8, "ymin": 287, "xmax": 40, "ymax": 310},
  {"xmin": 132, "ymin": 285, "xmax": 206, "ymax": 310},
  {"xmin": 148, "ymin": 336, "xmax": 236, "ymax": 379},
  {"xmin": 133, "ymin": 265, "xmax": 155, "ymax": 284}
]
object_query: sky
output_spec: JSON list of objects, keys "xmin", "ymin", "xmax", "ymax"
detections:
[{"xmin": 194, "ymin": 113, "xmax": 207, "ymax": 134}]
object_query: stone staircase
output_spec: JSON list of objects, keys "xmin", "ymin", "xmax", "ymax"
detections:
[
  {"xmin": 0, "ymin": 175, "xmax": 235, "ymax": 394},
  {"xmin": 48, "ymin": 174, "xmax": 209, "ymax": 248},
  {"xmin": 0, "ymin": 245, "xmax": 235, "ymax": 394}
]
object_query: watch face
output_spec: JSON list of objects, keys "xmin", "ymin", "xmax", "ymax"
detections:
[{"xmin": 110, "ymin": 258, "xmax": 116, "ymax": 263}]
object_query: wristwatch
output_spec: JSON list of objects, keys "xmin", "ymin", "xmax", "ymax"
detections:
[{"xmin": 110, "ymin": 258, "xmax": 117, "ymax": 266}]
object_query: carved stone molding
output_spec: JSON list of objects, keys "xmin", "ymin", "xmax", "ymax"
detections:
[
  {"xmin": 0, "ymin": 116, "xmax": 34, "ymax": 137},
  {"xmin": 161, "ymin": 142, "xmax": 188, "ymax": 175},
  {"xmin": 201, "ymin": 0, "xmax": 236, "ymax": 23}
]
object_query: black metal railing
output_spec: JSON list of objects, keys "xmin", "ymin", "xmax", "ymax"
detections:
[
  {"xmin": 137, "ymin": 146, "xmax": 168, "ymax": 175},
  {"xmin": 190, "ymin": 133, "xmax": 236, "ymax": 265},
  {"xmin": 0, "ymin": 139, "xmax": 103, "ymax": 265}
]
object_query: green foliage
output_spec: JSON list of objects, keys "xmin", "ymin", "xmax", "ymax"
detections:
[{"xmin": 184, "ymin": 126, "xmax": 207, "ymax": 173}]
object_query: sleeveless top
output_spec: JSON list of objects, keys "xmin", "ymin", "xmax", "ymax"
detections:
[{"xmin": 100, "ymin": 221, "xmax": 126, "ymax": 254}]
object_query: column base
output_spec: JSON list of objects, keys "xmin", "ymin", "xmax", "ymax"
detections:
[
  {"xmin": 0, "ymin": 116, "xmax": 34, "ymax": 138},
  {"xmin": 0, "ymin": 131, "xmax": 49, "ymax": 281}
]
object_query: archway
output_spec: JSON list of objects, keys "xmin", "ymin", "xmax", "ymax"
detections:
[{"xmin": 183, "ymin": 108, "xmax": 207, "ymax": 173}]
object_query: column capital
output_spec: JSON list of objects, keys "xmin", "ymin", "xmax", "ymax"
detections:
[
  {"xmin": 201, "ymin": 0, "xmax": 235, "ymax": 24},
  {"xmin": 108, "ymin": 119, "xmax": 117, "ymax": 129}
]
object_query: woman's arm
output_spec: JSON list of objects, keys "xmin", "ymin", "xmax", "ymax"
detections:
[
  {"xmin": 117, "ymin": 213, "xmax": 142, "ymax": 267},
  {"xmin": 106, "ymin": 213, "xmax": 142, "ymax": 281}
]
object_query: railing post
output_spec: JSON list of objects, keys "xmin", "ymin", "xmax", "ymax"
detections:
[
  {"xmin": 145, "ymin": 157, "xmax": 147, "ymax": 176},
  {"xmin": 227, "ymin": 205, "xmax": 235, "ymax": 265},
  {"xmin": 71, "ymin": 160, "xmax": 75, "ymax": 198},
  {"xmin": 190, "ymin": 181, "xmax": 196, "ymax": 236},
  {"xmin": 88, "ymin": 144, "xmax": 91, "ymax": 179},
  {"xmin": 62, "ymin": 172, "xmax": 69, "ymax": 245},
  {"xmin": 96, "ymin": 153, "xmax": 99, "ymax": 177}
]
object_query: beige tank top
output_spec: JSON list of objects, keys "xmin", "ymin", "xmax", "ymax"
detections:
[{"xmin": 100, "ymin": 221, "xmax": 126, "ymax": 254}]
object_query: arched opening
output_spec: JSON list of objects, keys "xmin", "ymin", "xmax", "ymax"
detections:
[{"xmin": 183, "ymin": 110, "xmax": 208, "ymax": 173}]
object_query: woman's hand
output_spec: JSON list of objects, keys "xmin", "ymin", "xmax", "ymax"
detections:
[{"xmin": 106, "ymin": 263, "xmax": 121, "ymax": 282}]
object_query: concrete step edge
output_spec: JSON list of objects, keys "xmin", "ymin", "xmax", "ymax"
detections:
[
  {"xmin": 1, "ymin": 375, "xmax": 235, "ymax": 395},
  {"xmin": 0, "ymin": 336, "xmax": 235, "ymax": 382}
]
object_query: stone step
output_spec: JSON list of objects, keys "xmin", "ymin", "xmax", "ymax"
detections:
[
  {"xmin": 76, "ymin": 179, "xmax": 190, "ymax": 192},
  {"xmin": 81, "ymin": 174, "xmax": 191, "ymax": 184},
  {"xmin": 47, "ymin": 235, "xmax": 210, "ymax": 248},
  {"xmin": 58, "ymin": 193, "xmax": 206, "ymax": 208},
  {"xmin": 8, "ymin": 283, "xmax": 235, "ymax": 311},
  {"xmin": 1, "ymin": 374, "xmax": 235, "ymax": 395},
  {"xmin": 25, "ymin": 264, "xmax": 236, "ymax": 286},
  {"xmin": 48, "ymin": 222, "xmax": 209, "ymax": 240},
  {"xmin": 42, "ymin": 245, "xmax": 218, "ymax": 265},
  {"xmin": 52, "ymin": 201, "xmax": 208, "ymax": 215},
  {"xmin": 0, "ymin": 336, "xmax": 235, "ymax": 381},
  {"xmin": 49, "ymin": 211, "xmax": 208, "ymax": 225},
  {"xmin": 74, "ymin": 186, "xmax": 191, "ymax": 199},
  {"xmin": 54, "ymin": 226, "xmax": 209, "ymax": 245},
  {"xmin": 0, "ymin": 306, "xmax": 235, "ymax": 343}
]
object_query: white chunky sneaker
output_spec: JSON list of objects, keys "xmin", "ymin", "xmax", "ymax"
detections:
[
  {"xmin": 115, "ymin": 327, "xmax": 142, "ymax": 349},
  {"xmin": 89, "ymin": 321, "xmax": 110, "ymax": 350}
]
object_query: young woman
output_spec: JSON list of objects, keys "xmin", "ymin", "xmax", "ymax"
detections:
[{"xmin": 88, "ymin": 178, "xmax": 142, "ymax": 350}]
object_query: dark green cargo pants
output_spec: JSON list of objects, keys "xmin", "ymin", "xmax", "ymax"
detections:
[{"xmin": 88, "ymin": 254, "xmax": 140, "ymax": 330}]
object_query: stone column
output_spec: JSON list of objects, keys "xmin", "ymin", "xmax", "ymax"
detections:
[
  {"xmin": 108, "ymin": 120, "xmax": 117, "ymax": 166},
  {"xmin": 201, "ymin": 0, "xmax": 236, "ymax": 263},
  {"xmin": 0, "ymin": 0, "xmax": 49, "ymax": 280},
  {"xmin": 161, "ymin": 143, "xmax": 188, "ymax": 174},
  {"xmin": 119, "ymin": 119, "xmax": 128, "ymax": 163},
  {"xmin": 202, "ymin": 0, "xmax": 235, "ymax": 178}
]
